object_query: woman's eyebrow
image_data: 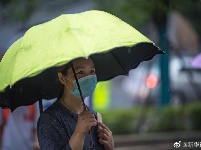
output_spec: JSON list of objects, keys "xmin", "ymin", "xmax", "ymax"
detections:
[
  {"xmin": 74, "ymin": 65, "xmax": 84, "ymax": 69},
  {"xmin": 75, "ymin": 65, "xmax": 95, "ymax": 69}
]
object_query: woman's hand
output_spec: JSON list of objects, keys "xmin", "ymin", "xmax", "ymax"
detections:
[
  {"xmin": 97, "ymin": 122, "xmax": 114, "ymax": 150},
  {"xmin": 69, "ymin": 110, "xmax": 97, "ymax": 149},
  {"xmin": 75, "ymin": 110, "xmax": 97, "ymax": 135}
]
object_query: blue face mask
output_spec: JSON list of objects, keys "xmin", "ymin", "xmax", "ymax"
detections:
[{"xmin": 66, "ymin": 75, "xmax": 97, "ymax": 98}]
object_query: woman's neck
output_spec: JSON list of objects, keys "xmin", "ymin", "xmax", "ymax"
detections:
[{"xmin": 60, "ymin": 92, "xmax": 85, "ymax": 114}]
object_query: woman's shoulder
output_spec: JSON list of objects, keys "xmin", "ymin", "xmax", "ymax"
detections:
[
  {"xmin": 38, "ymin": 101, "xmax": 61, "ymax": 121},
  {"xmin": 43, "ymin": 101, "xmax": 59, "ymax": 114}
]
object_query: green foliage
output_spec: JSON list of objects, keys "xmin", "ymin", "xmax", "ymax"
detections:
[
  {"xmin": 95, "ymin": 0, "xmax": 201, "ymax": 35},
  {"xmin": 101, "ymin": 109, "xmax": 137, "ymax": 135},
  {"xmin": 100, "ymin": 102, "xmax": 201, "ymax": 135},
  {"xmin": 186, "ymin": 103, "xmax": 201, "ymax": 130},
  {"xmin": 0, "ymin": 0, "xmax": 40, "ymax": 22},
  {"xmin": 153, "ymin": 107, "xmax": 185, "ymax": 132}
]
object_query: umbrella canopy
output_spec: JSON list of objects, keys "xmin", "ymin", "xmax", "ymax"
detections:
[{"xmin": 0, "ymin": 10, "xmax": 164, "ymax": 111}]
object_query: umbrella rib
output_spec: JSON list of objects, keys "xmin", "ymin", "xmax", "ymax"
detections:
[{"xmin": 111, "ymin": 51, "xmax": 127, "ymax": 74}]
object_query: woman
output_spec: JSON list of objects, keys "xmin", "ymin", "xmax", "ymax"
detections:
[{"xmin": 37, "ymin": 58, "xmax": 114, "ymax": 150}]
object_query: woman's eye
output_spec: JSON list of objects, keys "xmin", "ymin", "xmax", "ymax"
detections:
[
  {"xmin": 90, "ymin": 70, "xmax": 95, "ymax": 73},
  {"xmin": 77, "ymin": 71, "xmax": 84, "ymax": 74}
]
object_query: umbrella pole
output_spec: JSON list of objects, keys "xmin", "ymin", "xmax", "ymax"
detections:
[
  {"xmin": 70, "ymin": 63, "xmax": 87, "ymax": 110},
  {"xmin": 39, "ymin": 98, "xmax": 43, "ymax": 114}
]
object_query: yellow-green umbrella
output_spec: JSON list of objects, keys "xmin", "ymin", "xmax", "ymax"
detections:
[{"xmin": 0, "ymin": 10, "xmax": 163, "ymax": 111}]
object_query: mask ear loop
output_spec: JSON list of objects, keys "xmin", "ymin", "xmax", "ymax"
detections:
[
  {"xmin": 70, "ymin": 63, "xmax": 87, "ymax": 110},
  {"xmin": 64, "ymin": 77, "xmax": 73, "ymax": 92}
]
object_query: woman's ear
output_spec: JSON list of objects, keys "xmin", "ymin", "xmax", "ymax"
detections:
[{"xmin": 58, "ymin": 72, "xmax": 66, "ymax": 85}]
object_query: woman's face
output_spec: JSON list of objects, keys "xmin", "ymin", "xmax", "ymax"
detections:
[{"xmin": 59, "ymin": 58, "xmax": 96, "ymax": 92}]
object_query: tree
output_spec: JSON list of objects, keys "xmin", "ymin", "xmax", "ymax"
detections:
[
  {"xmin": 0, "ymin": 0, "xmax": 40, "ymax": 26},
  {"xmin": 95, "ymin": 0, "xmax": 201, "ymax": 37}
]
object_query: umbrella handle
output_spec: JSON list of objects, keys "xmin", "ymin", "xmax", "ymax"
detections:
[{"xmin": 70, "ymin": 63, "xmax": 86, "ymax": 110}]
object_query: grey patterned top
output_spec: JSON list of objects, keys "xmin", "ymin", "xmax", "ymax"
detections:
[{"xmin": 37, "ymin": 100, "xmax": 104, "ymax": 150}]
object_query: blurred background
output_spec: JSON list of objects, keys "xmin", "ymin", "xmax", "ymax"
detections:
[{"xmin": 0, "ymin": 0, "xmax": 201, "ymax": 149}]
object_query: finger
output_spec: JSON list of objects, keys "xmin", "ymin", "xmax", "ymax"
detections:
[
  {"xmin": 85, "ymin": 120, "xmax": 97, "ymax": 128},
  {"xmin": 98, "ymin": 124, "xmax": 111, "ymax": 137},
  {"xmin": 97, "ymin": 128, "xmax": 104, "ymax": 133},
  {"xmin": 84, "ymin": 118, "xmax": 97, "ymax": 123},
  {"xmin": 99, "ymin": 138, "xmax": 108, "ymax": 145},
  {"xmin": 80, "ymin": 112, "xmax": 95, "ymax": 120},
  {"xmin": 80, "ymin": 110, "xmax": 93, "ymax": 115},
  {"xmin": 84, "ymin": 117, "xmax": 98, "ymax": 125},
  {"xmin": 98, "ymin": 128, "xmax": 110, "ymax": 137},
  {"xmin": 89, "ymin": 121, "xmax": 98, "ymax": 127},
  {"xmin": 82, "ymin": 114, "xmax": 95, "ymax": 120},
  {"xmin": 82, "ymin": 111, "xmax": 95, "ymax": 117},
  {"xmin": 98, "ymin": 122, "xmax": 111, "ymax": 132},
  {"xmin": 97, "ymin": 127, "xmax": 108, "ymax": 134},
  {"xmin": 97, "ymin": 132, "xmax": 109, "ymax": 141},
  {"xmin": 80, "ymin": 110, "xmax": 92, "ymax": 116}
]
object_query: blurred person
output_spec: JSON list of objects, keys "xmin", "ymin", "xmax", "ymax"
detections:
[
  {"xmin": 167, "ymin": 11, "xmax": 199, "ymax": 54},
  {"xmin": 37, "ymin": 58, "xmax": 114, "ymax": 150},
  {"xmin": 0, "ymin": 105, "xmax": 40, "ymax": 150},
  {"xmin": 0, "ymin": 99, "xmax": 56, "ymax": 150},
  {"xmin": 0, "ymin": 98, "xmax": 56, "ymax": 150}
]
